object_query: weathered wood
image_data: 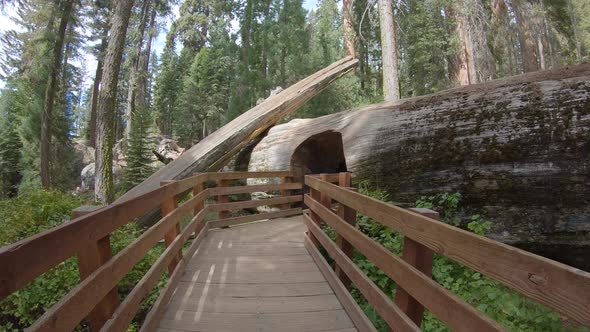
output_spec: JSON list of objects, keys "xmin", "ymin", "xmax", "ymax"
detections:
[
  {"xmin": 209, "ymin": 208, "xmax": 302, "ymax": 228},
  {"xmin": 248, "ymin": 64, "xmax": 590, "ymax": 265},
  {"xmin": 335, "ymin": 173, "xmax": 356, "ymax": 289},
  {"xmin": 217, "ymin": 179, "xmax": 231, "ymax": 220},
  {"xmin": 0, "ymin": 183, "xmax": 179, "ymax": 299},
  {"xmin": 101, "ymin": 208, "xmax": 209, "ymax": 332},
  {"xmin": 74, "ymin": 206, "xmax": 120, "ymax": 332},
  {"xmin": 394, "ymin": 208, "xmax": 439, "ymax": 327},
  {"xmin": 304, "ymin": 235, "xmax": 377, "ymax": 332},
  {"xmin": 154, "ymin": 216, "xmax": 360, "ymax": 332},
  {"xmin": 160, "ymin": 186, "xmax": 181, "ymax": 274},
  {"xmin": 27, "ymin": 190, "xmax": 209, "ymax": 332},
  {"xmin": 140, "ymin": 222, "xmax": 211, "ymax": 332},
  {"xmin": 305, "ymin": 194, "xmax": 505, "ymax": 332},
  {"xmin": 304, "ymin": 214, "xmax": 419, "ymax": 332},
  {"xmin": 279, "ymin": 176, "xmax": 293, "ymax": 209},
  {"xmin": 208, "ymin": 195, "xmax": 302, "ymax": 212},
  {"xmin": 118, "ymin": 57, "xmax": 357, "ymax": 203},
  {"xmin": 305, "ymin": 175, "xmax": 590, "ymax": 326},
  {"xmin": 208, "ymin": 182, "xmax": 301, "ymax": 196}
]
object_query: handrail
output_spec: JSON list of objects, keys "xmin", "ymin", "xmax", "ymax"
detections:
[
  {"xmin": 0, "ymin": 170, "xmax": 302, "ymax": 331},
  {"xmin": 304, "ymin": 173, "xmax": 590, "ymax": 330}
]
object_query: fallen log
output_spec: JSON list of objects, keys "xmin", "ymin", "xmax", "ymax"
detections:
[
  {"xmin": 246, "ymin": 63, "xmax": 590, "ymax": 270},
  {"xmin": 118, "ymin": 56, "xmax": 358, "ymax": 202}
]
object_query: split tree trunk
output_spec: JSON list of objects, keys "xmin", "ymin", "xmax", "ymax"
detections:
[
  {"xmin": 40, "ymin": 0, "xmax": 74, "ymax": 188},
  {"xmin": 95, "ymin": 0, "xmax": 135, "ymax": 204},
  {"xmin": 379, "ymin": 0, "xmax": 400, "ymax": 101},
  {"xmin": 117, "ymin": 57, "xmax": 358, "ymax": 203}
]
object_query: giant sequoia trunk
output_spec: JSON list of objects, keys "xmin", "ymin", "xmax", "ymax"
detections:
[
  {"xmin": 117, "ymin": 57, "xmax": 358, "ymax": 203},
  {"xmin": 378, "ymin": 0, "xmax": 400, "ymax": 101},
  {"xmin": 247, "ymin": 63, "xmax": 590, "ymax": 270}
]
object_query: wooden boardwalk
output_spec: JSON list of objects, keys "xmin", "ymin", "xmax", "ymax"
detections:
[{"xmin": 156, "ymin": 215, "xmax": 359, "ymax": 332}]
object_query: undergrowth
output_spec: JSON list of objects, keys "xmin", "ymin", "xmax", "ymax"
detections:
[
  {"xmin": 0, "ymin": 189, "xmax": 166, "ymax": 331},
  {"xmin": 329, "ymin": 182, "xmax": 588, "ymax": 332}
]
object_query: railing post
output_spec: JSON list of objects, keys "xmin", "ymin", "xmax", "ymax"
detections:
[
  {"xmin": 280, "ymin": 176, "xmax": 292, "ymax": 209},
  {"xmin": 319, "ymin": 174, "xmax": 332, "ymax": 210},
  {"xmin": 160, "ymin": 181, "xmax": 182, "ymax": 274},
  {"xmin": 217, "ymin": 179, "xmax": 230, "ymax": 220},
  {"xmin": 335, "ymin": 172, "xmax": 357, "ymax": 290},
  {"xmin": 192, "ymin": 181, "xmax": 205, "ymax": 234},
  {"xmin": 72, "ymin": 206, "xmax": 120, "ymax": 332},
  {"xmin": 394, "ymin": 208, "xmax": 440, "ymax": 327}
]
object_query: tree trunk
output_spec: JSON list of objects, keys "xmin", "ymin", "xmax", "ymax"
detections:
[
  {"xmin": 95, "ymin": 0, "xmax": 135, "ymax": 204},
  {"xmin": 378, "ymin": 0, "xmax": 400, "ymax": 101},
  {"xmin": 567, "ymin": 0, "xmax": 583, "ymax": 63},
  {"xmin": 343, "ymin": 0, "xmax": 355, "ymax": 57},
  {"xmin": 40, "ymin": 0, "xmax": 74, "ymax": 188},
  {"xmin": 247, "ymin": 63, "xmax": 590, "ymax": 270},
  {"xmin": 512, "ymin": 0, "xmax": 538, "ymax": 72},
  {"xmin": 116, "ymin": 57, "xmax": 357, "ymax": 203},
  {"xmin": 125, "ymin": 0, "xmax": 152, "ymax": 142},
  {"xmin": 89, "ymin": 32, "xmax": 108, "ymax": 148},
  {"xmin": 448, "ymin": 3, "xmax": 476, "ymax": 85}
]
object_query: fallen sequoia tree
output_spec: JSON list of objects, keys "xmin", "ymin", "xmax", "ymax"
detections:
[
  {"xmin": 246, "ymin": 62, "xmax": 590, "ymax": 270},
  {"xmin": 117, "ymin": 56, "xmax": 357, "ymax": 202}
]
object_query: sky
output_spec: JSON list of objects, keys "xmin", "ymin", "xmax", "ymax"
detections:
[{"xmin": 0, "ymin": 0, "xmax": 320, "ymax": 89}]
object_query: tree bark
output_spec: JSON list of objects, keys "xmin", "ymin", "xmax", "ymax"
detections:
[
  {"xmin": 247, "ymin": 63, "xmax": 590, "ymax": 268},
  {"xmin": 567, "ymin": 0, "xmax": 583, "ymax": 63},
  {"xmin": 343, "ymin": 0, "xmax": 355, "ymax": 57},
  {"xmin": 89, "ymin": 32, "xmax": 108, "ymax": 148},
  {"xmin": 378, "ymin": 0, "xmax": 400, "ymax": 101},
  {"xmin": 40, "ymin": 0, "xmax": 74, "ymax": 188},
  {"xmin": 512, "ymin": 0, "xmax": 538, "ymax": 72},
  {"xmin": 95, "ymin": 0, "xmax": 135, "ymax": 204},
  {"xmin": 116, "ymin": 57, "xmax": 357, "ymax": 203},
  {"xmin": 125, "ymin": 0, "xmax": 152, "ymax": 142}
]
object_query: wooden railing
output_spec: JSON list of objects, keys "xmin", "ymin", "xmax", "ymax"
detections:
[
  {"xmin": 303, "ymin": 173, "xmax": 590, "ymax": 331},
  {"xmin": 0, "ymin": 171, "xmax": 302, "ymax": 332}
]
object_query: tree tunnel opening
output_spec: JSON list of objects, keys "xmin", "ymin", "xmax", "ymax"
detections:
[{"xmin": 290, "ymin": 130, "xmax": 347, "ymax": 191}]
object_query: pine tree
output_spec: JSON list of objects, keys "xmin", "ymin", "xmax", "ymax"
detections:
[
  {"xmin": 123, "ymin": 103, "xmax": 154, "ymax": 190},
  {"xmin": 0, "ymin": 89, "xmax": 22, "ymax": 198}
]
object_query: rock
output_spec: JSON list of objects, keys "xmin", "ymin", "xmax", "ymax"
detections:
[
  {"xmin": 246, "ymin": 63, "xmax": 590, "ymax": 270},
  {"xmin": 154, "ymin": 136, "xmax": 185, "ymax": 164},
  {"xmin": 73, "ymin": 140, "xmax": 95, "ymax": 165},
  {"xmin": 79, "ymin": 162, "xmax": 123, "ymax": 192}
]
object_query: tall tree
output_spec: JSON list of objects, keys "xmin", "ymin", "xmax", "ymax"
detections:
[
  {"xmin": 86, "ymin": 1, "xmax": 111, "ymax": 148},
  {"xmin": 512, "ymin": 0, "xmax": 539, "ymax": 72},
  {"xmin": 125, "ymin": 0, "xmax": 152, "ymax": 142},
  {"xmin": 95, "ymin": 0, "xmax": 135, "ymax": 204},
  {"xmin": 379, "ymin": 0, "xmax": 399, "ymax": 101},
  {"xmin": 343, "ymin": 0, "xmax": 355, "ymax": 57},
  {"xmin": 40, "ymin": 0, "xmax": 75, "ymax": 188}
]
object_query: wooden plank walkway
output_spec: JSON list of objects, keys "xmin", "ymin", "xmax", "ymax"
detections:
[{"xmin": 156, "ymin": 215, "xmax": 359, "ymax": 332}]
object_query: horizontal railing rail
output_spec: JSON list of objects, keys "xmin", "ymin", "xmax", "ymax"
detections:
[
  {"xmin": 0, "ymin": 171, "xmax": 301, "ymax": 332},
  {"xmin": 304, "ymin": 173, "xmax": 590, "ymax": 331}
]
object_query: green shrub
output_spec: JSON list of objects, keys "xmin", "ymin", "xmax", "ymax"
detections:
[
  {"xmin": 0, "ymin": 190, "xmax": 165, "ymax": 331},
  {"xmin": 347, "ymin": 182, "xmax": 587, "ymax": 332}
]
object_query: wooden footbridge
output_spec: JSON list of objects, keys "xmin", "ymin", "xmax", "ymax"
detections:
[{"xmin": 1, "ymin": 171, "xmax": 589, "ymax": 331}]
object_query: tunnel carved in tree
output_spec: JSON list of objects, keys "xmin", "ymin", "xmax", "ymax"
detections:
[{"xmin": 290, "ymin": 131, "xmax": 348, "ymax": 188}]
